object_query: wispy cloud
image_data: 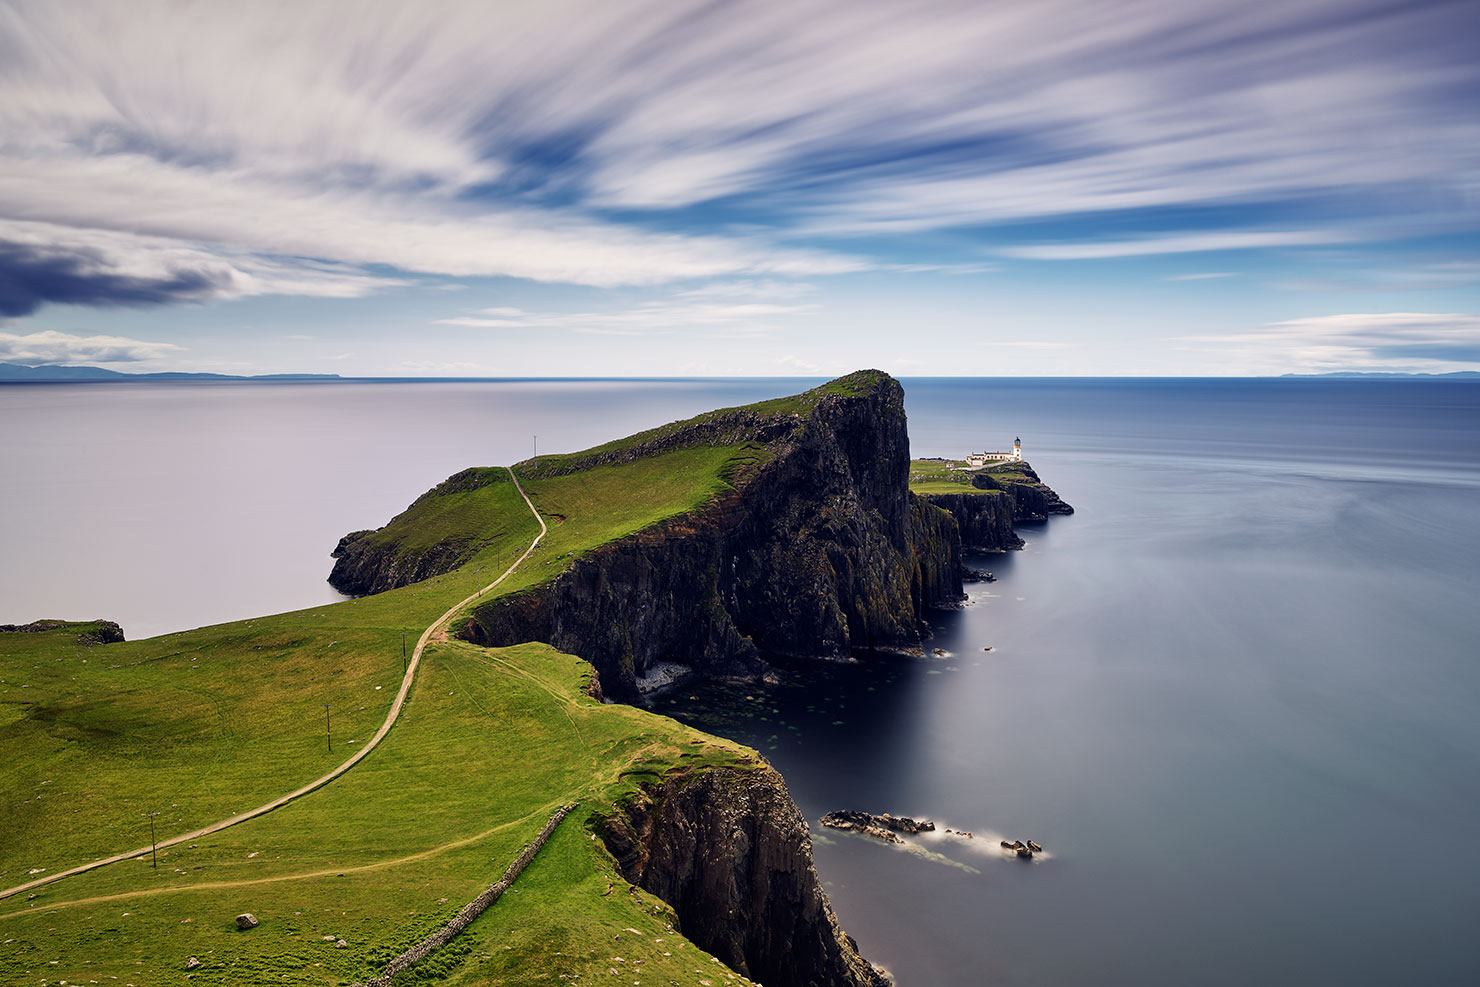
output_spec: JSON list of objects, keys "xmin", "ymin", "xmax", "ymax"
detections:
[
  {"xmin": 1164, "ymin": 272, "xmax": 1237, "ymax": 282},
  {"xmin": 0, "ymin": 0, "xmax": 1472, "ymax": 319},
  {"xmin": 0, "ymin": 329, "xmax": 183, "ymax": 365},
  {"xmin": 436, "ymin": 300, "xmax": 818, "ymax": 337},
  {"xmin": 1001, "ymin": 231, "xmax": 1352, "ymax": 260},
  {"xmin": 1187, "ymin": 312, "xmax": 1480, "ymax": 373}
]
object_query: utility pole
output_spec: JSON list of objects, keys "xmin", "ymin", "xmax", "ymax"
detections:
[
  {"xmin": 533, "ymin": 434, "xmax": 537, "ymax": 458},
  {"xmin": 401, "ymin": 632, "xmax": 408, "ymax": 674},
  {"xmin": 144, "ymin": 811, "xmax": 160, "ymax": 868},
  {"xmin": 321, "ymin": 702, "xmax": 332, "ymax": 752}
]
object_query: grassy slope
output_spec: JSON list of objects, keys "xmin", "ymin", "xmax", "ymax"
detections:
[
  {"xmin": 519, "ymin": 369, "xmax": 885, "ymax": 478},
  {"xmin": 0, "ymin": 441, "xmax": 773, "ymax": 986}
]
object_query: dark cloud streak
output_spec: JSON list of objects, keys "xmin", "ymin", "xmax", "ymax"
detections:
[{"xmin": 0, "ymin": 242, "xmax": 230, "ymax": 317}]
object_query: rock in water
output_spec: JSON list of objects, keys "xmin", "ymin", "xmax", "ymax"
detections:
[
  {"xmin": 234, "ymin": 913, "xmax": 259, "ymax": 931},
  {"xmin": 820, "ymin": 810, "xmax": 936, "ymax": 841}
]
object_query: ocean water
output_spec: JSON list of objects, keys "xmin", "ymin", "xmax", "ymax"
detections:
[{"xmin": 4, "ymin": 377, "xmax": 1478, "ymax": 985}]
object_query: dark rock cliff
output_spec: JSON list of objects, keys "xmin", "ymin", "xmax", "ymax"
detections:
[
  {"xmin": 460, "ymin": 373, "xmax": 966, "ymax": 700},
  {"xmin": 917, "ymin": 462, "xmax": 1072, "ymax": 552},
  {"xmin": 971, "ymin": 462, "xmax": 1074, "ymax": 521},
  {"xmin": 916, "ymin": 490, "xmax": 1022, "ymax": 551},
  {"xmin": 597, "ymin": 765, "xmax": 889, "ymax": 987}
]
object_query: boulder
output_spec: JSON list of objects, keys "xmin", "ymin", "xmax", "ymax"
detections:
[
  {"xmin": 235, "ymin": 913, "xmax": 259, "ymax": 931},
  {"xmin": 186, "ymin": 957, "xmax": 200, "ymax": 970}
]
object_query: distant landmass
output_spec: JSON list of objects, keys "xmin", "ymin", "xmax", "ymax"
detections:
[
  {"xmin": 1279, "ymin": 371, "xmax": 1480, "ymax": 379},
  {"xmin": 0, "ymin": 362, "xmax": 341, "ymax": 381}
]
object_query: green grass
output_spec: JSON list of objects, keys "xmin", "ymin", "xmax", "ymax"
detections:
[
  {"xmin": 518, "ymin": 369, "xmax": 887, "ymax": 479},
  {"xmin": 0, "ymin": 640, "xmax": 759, "ymax": 985},
  {"xmin": 0, "ymin": 437, "xmax": 777, "ymax": 985},
  {"xmin": 908, "ymin": 458, "xmax": 1020, "ymax": 496},
  {"xmin": 341, "ymin": 468, "xmax": 522, "ymax": 559}
]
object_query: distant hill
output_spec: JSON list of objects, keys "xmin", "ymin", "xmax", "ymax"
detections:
[
  {"xmin": 0, "ymin": 362, "xmax": 341, "ymax": 381},
  {"xmin": 1278, "ymin": 370, "xmax": 1480, "ymax": 379}
]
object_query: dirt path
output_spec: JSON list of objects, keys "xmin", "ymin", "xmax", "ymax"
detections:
[
  {"xmin": 0, "ymin": 467, "xmax": 547, "ymax": 903},
  {"xmin": 0, "ymin": 805, "xmax": 556, "ymax": 922}
]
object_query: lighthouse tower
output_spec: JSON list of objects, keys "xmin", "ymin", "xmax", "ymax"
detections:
[{"xmin": 1012, "ymin": 437, "xmax": 1022, "ymax": 461}]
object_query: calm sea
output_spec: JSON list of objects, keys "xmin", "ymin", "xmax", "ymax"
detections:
[{"xmin": 4, "ymin": 377, "xmax": 1478, "ymax": 985}]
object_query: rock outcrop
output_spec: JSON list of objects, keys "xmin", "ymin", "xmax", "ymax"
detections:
[
  {"xmin": 328, "ymin": 468, "xmax": 511, "ymax": 596},
  {"xmin": 460, "ymin": 371, "xmax": 966, "ymax": 700},
  {"xmin": 598, "ymin": 766, "xmax": 889, "ymax": 987},
  {"xmin": 0, "ymin": 619, "xmax": 125, "ymax": 645},
  {"xmin": 970, "ymin": 462, "xmax": 1074, "ymax": 521},
  {"xmin": 917, "ymin": 461, "xmax": 1072, "ymax": 552},
  {"xmin": 819, "ymin": 810, "xmax": 935, "ymax": 844}
]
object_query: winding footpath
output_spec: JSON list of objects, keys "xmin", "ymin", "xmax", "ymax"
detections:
[{"xmin": 0, "ymin": 467, "xmax": 547, "ymax": 903}]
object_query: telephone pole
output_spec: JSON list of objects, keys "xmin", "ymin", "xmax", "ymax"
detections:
[
  {"xmin": 401, "ymin": 632, "xmax": 408, "ymax": 674},
  {"xmin": 321, "ymin": 702, "xmax": 333, "ymax": 752},
  {"xmin": 144, "ymin": 811, "xmax": 160, "ymax": 868}
]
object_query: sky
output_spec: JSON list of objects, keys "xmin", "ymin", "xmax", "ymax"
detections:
[{"xmin": 0, "ymin": 0, "xmax": 1477, "ymax": 377}]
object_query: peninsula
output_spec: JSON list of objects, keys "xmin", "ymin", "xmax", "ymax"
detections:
[{"xmin": 0, "ymin": 370, "xmax": 1068, "ymax": 986}]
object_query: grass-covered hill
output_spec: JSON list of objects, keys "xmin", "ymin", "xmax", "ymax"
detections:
[{"xmin": 1, "ymin": 373, "xmax": 924, "ymax": 987}]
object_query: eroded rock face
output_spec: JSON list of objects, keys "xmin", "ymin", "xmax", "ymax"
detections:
[
  {"xmin": 916, "ymin": 491, "xmax": 1023, "ymax": 551},
  {"xmin": 598, "ymin": 766, "xmax": 890, "ymax": 987},
  {"xmin": 970, "ymin": 463, "xmax": 1075, "ymax": 521},
  {"xmin": 461, "ymin": 374, "xmax": 966, "ymax": 699}
]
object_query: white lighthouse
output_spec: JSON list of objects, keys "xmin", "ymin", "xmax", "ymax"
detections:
[{"xmin": 1012, "ymin": 437, "xmax": 1022, "ymax": 461}]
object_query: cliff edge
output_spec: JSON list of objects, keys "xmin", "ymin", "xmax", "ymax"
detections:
[
  {"xmin": 458, "ymin": 370, "xmax": 964, "ymax": 699},
  {"xmin": 598, "ymin": 764, "xmax": 889, "ymax": 987}
]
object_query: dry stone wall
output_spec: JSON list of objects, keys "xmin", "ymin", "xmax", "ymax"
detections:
[{"xmin": 354, "ymin": 803, "xmax": 576, "ymax": 987}]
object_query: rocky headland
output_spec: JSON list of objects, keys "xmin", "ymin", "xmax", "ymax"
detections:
[
  {"xmin": 324, "ymin": 370, "xmax": 1073, "ymax": 987},
  {"xmin": 455, "ymin": 370, "xmax": 967, "ymax": 701}
]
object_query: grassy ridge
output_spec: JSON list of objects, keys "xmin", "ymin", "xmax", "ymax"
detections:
[
  {"xmin": 516, "ymin": 369, "xmax": 885, "ymax": 479},
  {"xmin": 1, "ymin": 439, "xmax": 774, "ymax": 984}
]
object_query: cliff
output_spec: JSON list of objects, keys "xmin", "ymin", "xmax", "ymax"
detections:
[
  {"xmin": 916, "ymin": 489, "xmax": 1022, "ymax": 551},
  {"xmin": 597, "ymin": 764, "xmax": 889, "ymax": 987},
  {"xmin": 459, "ymin": 371, "xmax": 966, "ymax": 699},
  {"xmin": 916, "ymin": 461, "xmax": 1072, "ymax": 551},
  {"xmin": 970, "ymin": 461, "xmax": 1074, "ymax": 520},
  {"xmin": 328, "ymin": 468, "xmax": 514, "ymax": 595}
]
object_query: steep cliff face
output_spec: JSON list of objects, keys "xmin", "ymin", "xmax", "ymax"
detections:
[
  {"xmin": 915, "ymin": 461, "xmax": 1073, "ymax": 552},
  {"xmin": 917, "ymin": 490, "xmax": 1022, "ymax": 551},
  {"xmin": 460, "ymin": 372, "xmax": 966, "ymax": 699},
  {"xmin": 971, "ymin": 462, "xmax": 1075, "ymax": 520},
  {"xmin": 598, "ymin": 765, "xmax": 889, "ymax": 987}
]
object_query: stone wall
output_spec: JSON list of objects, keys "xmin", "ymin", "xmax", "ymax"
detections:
[{"xmin": 354, "ymin": 802, "xmax": 576, "ymax": 987}]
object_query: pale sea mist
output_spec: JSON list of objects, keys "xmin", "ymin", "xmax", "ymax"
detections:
[{"xmin": 4, "ymin": 377, "xmax": 1478, "ymax": 985}]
